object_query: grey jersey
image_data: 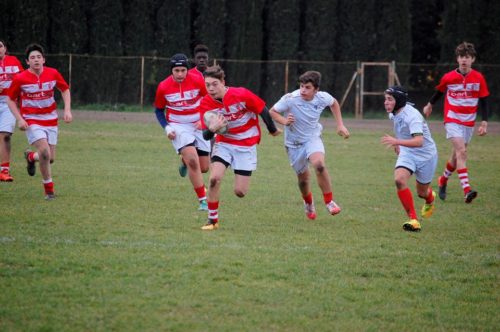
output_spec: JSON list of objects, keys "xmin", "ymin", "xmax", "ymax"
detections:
[
  {"xmin": 392, "ymin": 104, "xmax": 437, "ymax": 161},
  {"xmin": 272, "ymin": 90, "xmax": 334, "ymax": 146}
]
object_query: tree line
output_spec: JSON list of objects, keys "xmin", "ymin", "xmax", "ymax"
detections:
[{"xmin": 1, "ymin": 0, "xmax": 498, "ymax": 115}]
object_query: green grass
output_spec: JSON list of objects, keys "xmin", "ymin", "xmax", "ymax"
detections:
[{"xmin": 1, "ymin": 120, "xmax": 499, "ymax": 331}]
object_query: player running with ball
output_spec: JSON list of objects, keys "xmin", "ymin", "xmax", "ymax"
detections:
[
  {"xmin": 270, "ymin": 71, "xmax": 350, "ymax": 220},
  {"xmin": 381, "ymin": 86, "xmax": 437, "ymax": 232},
  {"xmin": 198, "ymin": 65, "xmax": 281, "ymax": 230}
]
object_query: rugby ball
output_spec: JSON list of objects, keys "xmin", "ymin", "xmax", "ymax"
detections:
[{"xmin": 203, "ymin": 111, "xmax": 228, "ymax": 134}]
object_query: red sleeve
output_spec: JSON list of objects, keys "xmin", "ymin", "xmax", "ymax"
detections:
[
  {"xmin": 6, "ymin": 76, "xmax": 21, "ymax": 100},
  {"xmin": 154, "ymin": 82, "xmax": 166, "ymax": 109},
  {"xmin": 435, "ymin": 73, "xmax": 450, "ymax": 93},
  {"xmin": 243, "ymin": 88, "xmax": 265, "ymax": 114},
  {"xmin": 55, "ymin": 70, "xmax": 69, "ymax": 92},
  {"xmin": 478, "ymin": 73, "xmax": 490, "ymax": 98}
]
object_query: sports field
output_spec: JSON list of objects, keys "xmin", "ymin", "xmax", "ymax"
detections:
[{"xmin": 1, "ymin": 112, "xmax": 499, "ymax": 331}]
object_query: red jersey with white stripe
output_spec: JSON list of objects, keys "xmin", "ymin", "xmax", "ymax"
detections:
[
  {"xmin": 154, "ymin": 72, "xmax": 207, "ymax": 124},
  {"xmin": 7, "ymin": 67, "xmax": 69, "ymax": 127},
  {"xmin": 188, "ymin": 67, "xmax": 204, "ymax": 80},
  {"xmin": 199, "ymin": 87, "xmax": 265, "ymax": 147},
  {"xmin": 0, "ymin": 55, "xmax": 23, "ymax": 103},
  {"xmin": 436, "ymin": 69, "xmax": 489, "ymax": 127}
]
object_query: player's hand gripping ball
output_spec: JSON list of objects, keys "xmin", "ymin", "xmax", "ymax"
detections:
[{"xmin": 203, "ymin": 111, "xmax": 228, "ymax": 134}]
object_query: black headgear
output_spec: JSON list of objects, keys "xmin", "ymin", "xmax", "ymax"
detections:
[
  {"xmin": 385, "ymin": 86, "xmax": 408, "ymax": 111},
  {"xmin": 170, "ymin": 53, "xmax": 189, "ymax": 70}
]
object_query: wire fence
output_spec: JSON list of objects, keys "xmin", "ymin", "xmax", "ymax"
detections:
[{"xmin": 11, "ymin": 53, "xmax": 500, "ymax": 117}]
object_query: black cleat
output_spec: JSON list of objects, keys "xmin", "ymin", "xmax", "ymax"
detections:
[
  {"xmin": 464, "ymin": 190, "xmax": 477, "ymax": 204},
  {"xmin": 24, "ymin": 150, "xmax": 36, "ymax": 176}
]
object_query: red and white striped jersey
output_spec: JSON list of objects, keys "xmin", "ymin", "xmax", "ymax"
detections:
[
  {"xmin": 199, "ymin": 87, "xmax": 265, "ymax": 147},
  {"xmin": 436, "ymin": 69, "xmax": 489, "ymax": 127},
  {"xmin": 0, "ymin": 55, "xmax": 23, "ymax": 103},
  {"xmin": 154, "ymin": 72, "xmax": 207, "ymax": 124},
  {"xmin": 7, "ymin": 67, "xmax": 69, "ymax": 127}
]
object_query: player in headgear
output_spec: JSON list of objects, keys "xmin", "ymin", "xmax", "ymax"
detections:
[
  {"xmin": 381, "ymin": 86, "xmax": 438, "ymax": 232},
  {"xmin": 423, "ymin": 41, "xmax": 490, "ymax": 203},
  {"xmin": 154, "ymin": 52, "xmax": 210, "ymax": 211},
  {"xmin": 0, "ymin": 39, "xmax": 23, "ymax": 182}
]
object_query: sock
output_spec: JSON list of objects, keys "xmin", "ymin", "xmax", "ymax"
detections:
[
  {"xmin": 425, "ymin": 187, "xmax": 435, "ymax": 204},
  {"xmin": 397, "ymin": 188, "xmax": 417, "ymax": 220},
  {"xmin": 457, "ymin": 168, "xmax": 471, "ymax": 194},
  {"xmin": 27, "ymin": 151, "xmax": 38, "ymax": 162},
  {"xmin": 194, "ymin": 185, "xmax": 207, "ymax": 201},
  {"xmin": 0, "ymin": 162, "xmax": 9, "ymax": 173},
  {"xmin": 323, "ymin": 192, "xmax": 333, "ymax": 204},
  {"xmin": 441, "ymin": 161, "xmax": 456, "ymax": 184},
  {"xmin": 302, "ymin": 192, "xmax": 313, "ymax": 205},
  {"xmin": 42, "ymin": 178, "xmax": 54, "ymax": 194},
  {"xmin": 208, "ymin": 201, "xmax": 219, "ymax": 223}
]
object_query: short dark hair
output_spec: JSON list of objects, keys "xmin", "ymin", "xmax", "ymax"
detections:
[
  {"xmin": 203, "ymin": 65, "xmax": 225, "ymax": 81},
  {"xmin": 0, "ymin": 40, "xmax": 6, "ymax": 47},
  {"xmin": 298, "ymin": 71, "xmax": 321, "ymax": 89},
  {"xmin": 455, "ymin": 42, "xmax": 476, "ymax": 58},
  {"xmin": 25, "ymin": 43, "xmax": 44, "ymax": 60},
  {"xmin": 193, "ymin": 44, "xmax": 209, "ymax": 55}
]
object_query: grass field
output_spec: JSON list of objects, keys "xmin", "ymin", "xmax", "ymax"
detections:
[{"xmin": 1, "ymin": 117, "xmax": 499, "ymax": 331}]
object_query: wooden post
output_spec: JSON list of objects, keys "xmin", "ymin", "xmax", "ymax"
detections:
[
  {"xmin": 140, "ymin": 56, "xmax": 145, "ymax": 110},
  {"xmin": 284, "ymin": 61, "xmax": 289, "ymax": 93},
  {"xmin": 68, "ymin": 54, "xmax": 72, "ymax": 88}
]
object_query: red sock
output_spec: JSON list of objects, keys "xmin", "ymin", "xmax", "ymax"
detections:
[
  {"xmin": 194, "ymin": 185, "xmax": 206, "ymax": 201},
  {"xmin": 457, "ymin": 168, "xmax": 471, "ymax": 194},
  {"xmin": 0, "ymin": 162, "xmax": 9, "ymax": 172},
  {"xmin": 43, "ymin": 181, "xmax": 54, "ymax": 194},
  {"xmin": 441, "ymin": 161, "xmax": 456, "ymax": 184},
  {"xmin": 302, "ymin": 192, "xmax": 313, "ymax": 204},
  {"xmin": 323, "ymin": 192, "xmax": 333, "ymax": 204},
  {"xmin": 425, "ymin": 187, "xmax": 435, "ymax": 204},
  {"xmin": 27, "ymin": 152, "xmax": 36, "ymax": 162},
  {"xmin": 397, "ymin": 188, "xmax": 417, "ymax": 220},
  {"xmin": 208, "ymin": 201, "xmax": 219, "ymax": 223}
]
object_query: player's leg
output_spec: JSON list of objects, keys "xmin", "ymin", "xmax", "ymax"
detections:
[
  {"xmin": 394, "ymin": 166, "xmax": 420, "ymax": 231},
  {"xmin": 437, "ymin": 150, "xmax": 456, "ymax": 200},
  {"xmin": 32, "ymin": 138, "xmax": 54, "ymax": 200},
  {"xmin": 180, "ymin": 145, "xmax": 207, "ymax": 210},
  {"xmin": 0, "ymin": 132, "xmax": 13, "ymax": 181},
  {"xmin": 309, "ymin": 151, "xmax": 341, "ymax": 216},
  {"xmin": 416, "ymin": 154, "xmax": 437, "ymax": 219},
  {"xmin": 297, "ymin": 169, "xmax": 316, "ymax": 220},
  {"xmin": 450, "ymin": 136, "xmax": 476, "ymax": 202},
  {"xmin": 202, "ymin": 158, "xmax": 227, "ymax": 230},
  {"xmin": 0, "ymin": 106, "xmax": 16, "ymax": 181},
  {"xmin": 233, "ymin": 170, "xmax": 251, "ymax": 198}
]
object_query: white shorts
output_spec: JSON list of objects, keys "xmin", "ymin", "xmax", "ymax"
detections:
[
  {"xmin": 396, "ymin": 153, "xmax": 438, "ymax": 184},
  {"xmin": 170, "ymin": 122, "xmax": 211, "ymax": 154},
  {"xmin": 26, "ymin": 125, "xmax": 58, "ymax": 145},
  {"xmin": 0, "ymin": 103, "xmax": 16, "ymax": 133},
  {"xmin": 286, "ymin": 136, "xmax": 325, "ymax": 174},
  {"xmin": 212, "ymin": 142, "xmax": 257, "ymax": 172},
  {"xmin": 445, "ymin": 122, "xmax": 474, "ymax": 144}
]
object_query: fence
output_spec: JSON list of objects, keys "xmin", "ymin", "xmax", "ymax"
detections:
[{"xmin": 12, "ymin": 53, "xmax": 500, "ymax": 118}]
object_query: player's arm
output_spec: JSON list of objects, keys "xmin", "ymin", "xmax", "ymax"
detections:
[
  {"xmin": 477, "ymin": 96, "xmax": 489, "ymax": 136},
  {"xmin": 329, "ymin": 99, "xmax": 350, "ymax": 139},
  {"xmin": 60, "ymin": 89, "xmax": 72, "ymax": 123},
  {"xmin": 6, "ymin": 97, "xmax": 28, "ymax": 130},
  {"xmin": 381, "ymin": 133, "xmax": 424, "ymax": 148},
  {"xmin": 259, "ymin": 106, "xmax": 281, "ymax": 136},
  {"xmin": 423, "ymin": 91, "xmax": 444, "ymax": 118}
]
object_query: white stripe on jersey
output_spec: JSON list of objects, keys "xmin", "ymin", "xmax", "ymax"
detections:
[
  {"xmin": 0, "ymin": 95, "xmax": 7, "ymax": 102},
  {"xmin": 447, "ymin": 97, "xmax": 479, "ymax": 107},
  {"xmin": 447, "ymin": 110, "xmax": 476, "ymax": 122},
  {"xmin": 168, "ymin": 112, "xmax": 200, "ymax": 123},
  {"xmin": 223, "ymin": 126, "xmax": 260, "ymax": 141},
  {"xmin": 21, "ymin": 81, "xmax": 57, "ymax": 93},
  {"xmin": 165, "ymin": 89, "xmax": 201, "ymax": 103},
  {"xmin": 447, "ymin": 83, "xmax": 480, "ymax": 92},
  {"xmin": 0, "ymin": 66, "xmax": 21, "ymax": 74},
  {"xmin": 0, "ymin": 81, "xmax": 13, "ymax": 89},
  {"xmin": 22, "ymin": 97, "xmax": 55, "ymax": 109},
  {"xmin": 23, "ymin": 110, "xmax": 58, "ymax": 120}
]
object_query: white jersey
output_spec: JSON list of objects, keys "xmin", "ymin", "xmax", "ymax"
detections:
[
  {"xmin": 392, "ymin": 104, "xmax": 437, "ymax": 161},
  {"xmin": 272, "ymin": 90, "xmax": 334, "ymax": 147}
]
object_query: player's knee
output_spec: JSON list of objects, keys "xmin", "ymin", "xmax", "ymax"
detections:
[
  {"xmin": 298, "ymin": 179, "xmax": 309, "ymax": 191},
  {"xmin": 186, "ymin": 158, "xmax": 199, "ymax": 171},
  {"xmin": 394, "ymin": 178, "xmax": 407, "ymax": 189},
  {"xmin": 315, "ymin": 164, "xmax": 325, "ymax": 174},
  {"xmin": 209, "ymin": 176, "xmax": 221, "ymax": 189},
  {"xmin": 234, "ymin": 188, "xmax": 246, "ymax": 198},
  {"xmin": 1, "ymin": 134, "xmax": 11, "ymax": 143},
  {"xmin": 50, "ymin": 159, "xmax": 54, "ymax": 164},
  {"xmin": 39, "ymin": 148, "xmax": 50, "ymax": 161}
]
